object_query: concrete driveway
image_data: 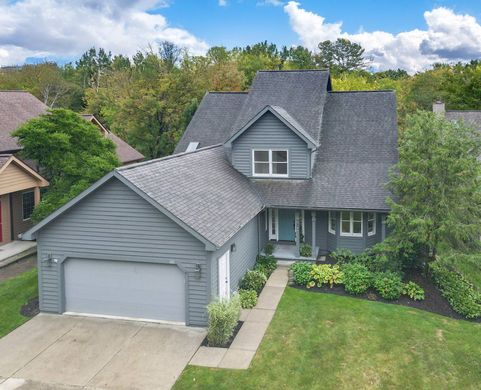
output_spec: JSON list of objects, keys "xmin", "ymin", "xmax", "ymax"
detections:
[{"xmin": 0, "ymin": 314, "xmax": 205, "ymax": 390}]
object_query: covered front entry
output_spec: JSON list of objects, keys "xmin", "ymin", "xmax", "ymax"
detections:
[{"xmin": 64, "ymin": 259, "xmax": 186, "ymax": 324}]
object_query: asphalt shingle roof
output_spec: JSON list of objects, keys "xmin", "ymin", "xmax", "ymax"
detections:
[{"xmin": 118, "ymin": 145, "xmax": 264, "ymax": 248}]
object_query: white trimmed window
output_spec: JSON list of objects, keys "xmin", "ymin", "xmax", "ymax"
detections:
[
  {"xmin": 22, "ymin": 190, "xmax": 35, "ymax": 221},
  {"xmin": 367, "ymin": 212, "xmax": 376, "ymax": 236},
  {"xmin": 252, "ymin": 149, "xmax": 288, "ymax": 177},
  {"xmin": 328, "ymin": 211, "xmax": 336, "ymax": 234},
  {"xmin": 340, "ymin": 211, "xmax": 363, "ymax": 237}
]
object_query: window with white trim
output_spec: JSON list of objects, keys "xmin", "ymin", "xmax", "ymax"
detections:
[
  {"xmin": 22, "ymin": 190, "xmax": 35, "ymax": 221},
  {"xmin": 252, "ymin": 149, "xmax": 288, "ymax": 177},
  {"xmin": 367, "ymin": 212, "xmax": 376, "ymax": 236},
  {"xmin": 340, "ymin": 211, "xmax": 363, "ymax": 237},
  {"xmin": 328, "ymin": 211, "xmax": 336, "ymax": 234}
]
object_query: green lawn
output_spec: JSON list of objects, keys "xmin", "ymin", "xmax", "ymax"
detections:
[
  {"xmin": 0, "ymin": 268, "xmax": 38, "ymax": 338},
  {"xmin": 175, "ymin": 288, "xmax": 481, "ymax": 390}
]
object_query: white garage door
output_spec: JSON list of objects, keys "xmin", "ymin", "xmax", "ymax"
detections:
[{"xmin": 64, "ymin": 259, "xmax": 185, "ymax": 323}]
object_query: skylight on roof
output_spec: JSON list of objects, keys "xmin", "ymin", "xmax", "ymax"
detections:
[{"xmin": 186, "ymin": 142, "xmax": 199, "ymax": 152}]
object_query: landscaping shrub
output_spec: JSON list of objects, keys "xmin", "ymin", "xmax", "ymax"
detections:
[
  {"xmin": 207, "ymin": 295, "xmax": 241, "ymax": 347},
  {"xmin": 402, "ymin": 281, "xmax": 425, "ymax": 301},
  {"xmin": 238, "ymin": 289, "xmax": 258, "ymax": 309},
  {"xmin": 373, "ymin": 272, "xmax": 404, "ymax": 300},
  {"xmin": 342, "ymin": 263, "xmax": 373, "ymax": 295},
  {"xmin": 330, "ymin": 248, "xmax": 355, "ymax": 264},
  {"xmin": 290, "ymin": 262, "xmax": 313, "ymax": 286},
  {"xmin": 308, "ymin": 264, "xmax": 343, "ymax": 288},
  {"xmin": 354, "ymin": 248, "xmax": 391, "ymax": 273},
  {"xmin": 255, "ymin": 254, "xmax": 277, "ymax": 277},
  {"xmin": 300, "ymin": 243, "xmax": 312, "ymax": 257},
  {"xmin": 239, "ymin": 270, "xmax": 267, "ymax": 294},
  {"xmin": 430, "ymin": 262, "xmax": 481, "ymax": 319},
  {"xmin": 264, "ymin": 242, "xmax": 275, "ymax": 256}
]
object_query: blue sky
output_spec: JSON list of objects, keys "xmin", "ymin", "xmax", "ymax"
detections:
[{"xmin": 1, "ymin": 1, "xmax": 481, "ymax": 72}]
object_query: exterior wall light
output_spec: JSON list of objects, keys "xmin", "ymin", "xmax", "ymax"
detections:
[{"xmin": 230, "ymin": 243, "xmax": 236, "ymax": 252}]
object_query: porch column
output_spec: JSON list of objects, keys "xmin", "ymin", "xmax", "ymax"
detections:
[
  {"xmin": 295, "ymin": 211, "xmax": 300, "ymax": 255},
  {"xmin": 34, "ymin": 186, "xmax": 41, "ymax": 205},
  {"xmin": 311, "ymin": 212, "xmax": 316, "ymax": 253}
]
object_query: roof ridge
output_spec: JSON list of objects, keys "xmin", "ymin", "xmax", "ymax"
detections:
[
  {"xmin": 117, "ymin": 143, "xmax": 223, "ymax": 172},
  {"xmin": 447, "ymin": 110, "xmax": 481, "ymax": 112},
  {"xmin": 329, "ymin": 90, "xmax": 394, "ymax": 94},
  {"xmin": 208, "ymin": 91, "xmax": 248, "ymax": 94},
  {"xmin": 0, "ymin": 90, "xmax": 31, "ymax": 93}
]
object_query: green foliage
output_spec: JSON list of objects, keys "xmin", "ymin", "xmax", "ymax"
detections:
[
  {"xmin": 238, "ymin": 289, "xmax": 258, "ymax": 309},
  {"xmin": 300, "ymin": 243, "xmax": 312, "ymax": 257},
  {"xmin": 342, "ymin": 263, "xmax": 373, "ymax": 295},
  {"xmin": 437, "ymin": 252, "xmax": 481, "ymax": 292},
  {"xmin": 207, "ymin": 295, "xmax": 241, "ymax": 347},
  {"xmin": 330, "ymin": 248, "xmax": 356, "ymax": 264},
  {"xmin": 239, "ymin": 270, "xmax": 267, "ymax": 294},
  {"xmin": 290, "ymin": 262, "xmax": 313, "ymax": 286},
  {"xmin": 255, "ymin": 254, "xmax": 277, "ymax": 278},
  {"xmin": 430, "ymin": 261, "xmax": 481, "ymax": 319},
  {"xmin": 402, "ymin": 282, "xmax": 425, "ymax": 301},
  {"xmin": 316, "ymin": 38, "xmax": 369, "ymax": 73},
  {"xmin": 387, "ymin": 111, "xmax": 481, "ymax": 259},
  {"xmin": 264, "ymin": 242, "xmax": 275, "ymax": 256},
  {"xmin": 373, "ymin": 272, "xmax": 404, "ymax": 300},
  {"xmin": 13, "ymin": 109, "xmax": 119, "ymax": 222},
  {"xmin": 308, "ymin": 264, "xmax": 344, "ymax": 289}
]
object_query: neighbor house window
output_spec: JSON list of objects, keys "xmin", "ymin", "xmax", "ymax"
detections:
[
  {"xmin": 252, "ymin": 149, "xmax": 288, "ymax": 177},
  {"xmin": 22, "ymin": 191, "xmax": 35, "ymax": 221},
  {"xmin": 328, "ymin": 211, "xmax": 336, "ymax": 234},
  {"xmin": 340, "ymin": 211, "xmax": 363, "ymax": 237},
  {"xmin": 367, "ymin": 212, "xmax": 376, "ymax": 236}
]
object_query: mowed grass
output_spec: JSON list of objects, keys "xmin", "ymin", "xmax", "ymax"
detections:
[
  {"xmin": 0, "ymin": 268, "xmax": 38, "ymax": 338},
  {"xmin": 175, "ymin": 288, "xmax": 481, "ymax": 390}
]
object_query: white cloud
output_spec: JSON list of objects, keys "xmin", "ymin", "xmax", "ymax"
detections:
[
  {"xmin": 0, "ymin": 0, "xmax": 209, "ymax": 66},
  {"xmin": 218, "ymin": 0, "xmax": 227, "ymax": 6},
  {"xmin": 284, "ymin": 1, "xmax": 481, "ymax": 73},
  {"xmin": 258, "ymin": 0, "xmax": 284, "ymax": 6}
]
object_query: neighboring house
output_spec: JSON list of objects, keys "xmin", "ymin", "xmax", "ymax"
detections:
[
  {"xmin": 433, "ymin": 101, "xmax": 481, "ymax": 131},
  {"xmin": 22, "ymin": 70, "xmax": 398, "ymax": 326},
  {"xmin": 0, "ymin": 91, "xmax": 143, "ymax": 244}
]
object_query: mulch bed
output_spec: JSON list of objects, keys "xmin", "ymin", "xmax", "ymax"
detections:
[
  {"xmin": 293, "ymin": 271, "xmax": 481, "ymax": 323},
  {"xmin": 201, "ymin": 320, "xmax": 244, "ymax": 348},
  {"xmin": 20, "ymin": 296, "xmax": 39, "ymax": 317}
]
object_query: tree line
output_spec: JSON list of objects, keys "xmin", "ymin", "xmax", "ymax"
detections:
[{"xmin": 1, "ymin": 39, "xmax": 480, "ymax": 159}]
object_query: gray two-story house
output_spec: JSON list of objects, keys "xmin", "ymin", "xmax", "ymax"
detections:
[{"xmin": 23, "ymin": 70, "xmax": 398, "ymax": 326}]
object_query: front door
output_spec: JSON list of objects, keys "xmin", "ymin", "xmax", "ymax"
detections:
[
  {"xmin": 218, "ymin": 250, "xmax": 230, "ymax": 300},
  {"xmin": 278, "ymin": 209, "xmax": 296, "ymax": 241}
]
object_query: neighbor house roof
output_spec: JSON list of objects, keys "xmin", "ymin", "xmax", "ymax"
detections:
[
  {"xmin": 0, "ymin": 91, "xmax": 47, "ymax": 152},
  {"xmin": 24, "ymin": 145, "xmax": 264, "ymax": 249},
  {"xmin": 445, "ymin": 111, "xmax": 481, "ymax": 131}
]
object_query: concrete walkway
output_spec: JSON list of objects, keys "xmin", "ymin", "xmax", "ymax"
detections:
[
  {"xmin": 0, "ymin": 241, "xmax": 36, "ymax": 269},
  {"xmin": 189, "ymin": 266, "xmax": 288, "ymax": 370}
]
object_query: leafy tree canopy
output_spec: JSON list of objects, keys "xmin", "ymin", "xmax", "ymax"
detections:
[
  {"xmin": 13, "ymin": 109, "xmax": 119, "ymax": 222},
  {"xmin": 316, "ymin": 38, "xmax": 370, "ymax": 73}
]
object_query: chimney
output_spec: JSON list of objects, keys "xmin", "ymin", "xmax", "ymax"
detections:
[{"xmin": 433, "ymin": 100, "xmax": 445, "ymax": 117}]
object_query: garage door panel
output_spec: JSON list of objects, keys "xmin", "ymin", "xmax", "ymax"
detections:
[{"xmin": 64, "ymin": 259, "xmax": 185, "ymax": 323}]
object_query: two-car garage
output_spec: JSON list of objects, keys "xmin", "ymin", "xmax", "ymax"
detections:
[{"xmin": 64, "ymin": 259, "xmax": 186, "ymax": 324}]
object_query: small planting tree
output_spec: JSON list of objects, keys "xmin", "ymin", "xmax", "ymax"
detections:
[{"xmin": 207, "ymin": 295, "xmax": 241, "ymax": 347}]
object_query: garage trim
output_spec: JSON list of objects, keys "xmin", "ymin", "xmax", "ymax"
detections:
[{"xmin": 53, "ymin": 253, "xmax": 190, "ymax": 325}]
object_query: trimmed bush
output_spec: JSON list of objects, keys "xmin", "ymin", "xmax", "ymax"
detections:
[
  {"xmin": 402, "ymin": 281, "xmax": 425, "ymax": 301},
  {"xmin": 207, "ymin": 295, "xmax": 241, "ymax": 347},
  {"xmin": 290, "ymin": 262, "xmax": 313, "ymax": 286},
  {"xmin": 238, "ymin": 289, "xmax": 258, "ymax": 309},
  {"xmin": 430, "ymin": 262, "xmax": 481, "ymax": 319},
  {"xmin": 373, "ymin": 272, "xmax": 404, "ymax": 300},
  {"xmin": 342, "ymin": 263, "xmax": 373, "ymax": 295},
  {"xmin": 255, "ymin": 254, "xmax": 277, "ymax": 277},
  {"xmin": 264, "ymin": 242, "xmax": 275, "ymax": 256},
  {"xmin": 308, "ymin": 264, "xmax": 343, "ymax": 288},
  {"xmin": 330, "ymin": 248, "xmax": 355, "ymax": 264},
  {"xmin": 239, "ymin": 270, "xmax": 267, "ymax": 294},
  {"xmin": 300, "ymin": 243, "xmax": 312, "ymax": 257}
]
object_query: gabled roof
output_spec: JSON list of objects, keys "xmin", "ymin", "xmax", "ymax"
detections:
[
  {"xmin": 225, "ymin": 105, "xmax": 318, "ymax": 149},
  {"xmin": 81, "ymin": 115, "xmax": 144, "ymax": 164},
  {"xmin": 23, "ymin": 145, "xmax": 264, "ymax": 249},
  {"xmin": 174, "ymin": 92, "xmax": 248, "ymax": 153},
  {"xmin": 0, "ymin": 91, "xmax": 47, "ymax": 152},
  {"xmin": 0, "ymin": 154, "xmax": 49, "ymax": 187}
]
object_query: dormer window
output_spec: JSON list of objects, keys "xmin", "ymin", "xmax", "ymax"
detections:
[{"xmin": 252, "ymin": 149, "xmax": 288, "ymax": 177}]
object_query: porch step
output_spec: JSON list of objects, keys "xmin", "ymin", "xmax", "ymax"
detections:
[{"xmin": 0, "ymin": 241, "xmax": 37, "ymax": 269}]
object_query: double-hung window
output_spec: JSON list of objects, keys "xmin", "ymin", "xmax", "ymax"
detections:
[
  {"xmin": 340, "ymin": 211, "xmax": 363, "ymax": 237},
  {"xmin": 367, "ymin": 212, "xmax": 376, "ymax": 236},
  {"xmin": 252, "ymin": 149, "xmax": 288, "ymax": 177},
  {"xmin": 328, "ymin": 211, "xmax": 336, "ymax": 234},
  {"xmin": 22, "ymin": 190, "xmax": 35, "ymax": 221}
]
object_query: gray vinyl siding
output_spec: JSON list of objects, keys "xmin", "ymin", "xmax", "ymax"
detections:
[
  {"xmin": 258, "ymin": 210, "xmax": 268, "ymax": 250},
  {"xmin": 210, "ymin": 216, "xmax": 259, "ymax": 298},
  {"xmin": 231, "ymin": 112, "xmax": 311, "ymax": 179},
  {"xmin": 36, "ymin": 177, "xmax": 209, "ymax": 327}
]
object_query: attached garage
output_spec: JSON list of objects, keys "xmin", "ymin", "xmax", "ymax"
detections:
[{"xmin": 64, "ymin": 259, "xmax": 185, "ymax": 323}]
